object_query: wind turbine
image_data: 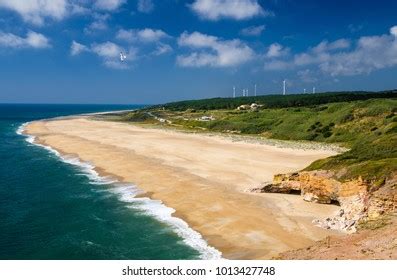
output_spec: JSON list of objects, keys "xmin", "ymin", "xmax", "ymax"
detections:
[
  {"xmin": 283, "ymin": 80, "xmax": 286, "ymax": 95},
  {"xmin": 254, "ymin": 84, "xmax": 257, "ymax": 96},
  {"xmin": 313, "ymin": 87, "xmax": 316, "ymax": 94},
  {"xmin": 233, "ymin": 86, "xmax": 236, "ymax": 98}
]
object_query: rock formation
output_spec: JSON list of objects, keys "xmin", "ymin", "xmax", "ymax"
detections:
[{"xmin": 249, "ymin": 171, "xmax": 397, "ymax": 233}]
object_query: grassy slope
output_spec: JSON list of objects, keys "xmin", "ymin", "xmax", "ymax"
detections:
[{"xmin": 121, "ymin": 97, "xmax": 397, "ymax": 184}]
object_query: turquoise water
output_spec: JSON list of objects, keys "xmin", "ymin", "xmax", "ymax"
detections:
[{"xmin": 0, "ymin": 104, "xmax": 217, "ymax": 260}]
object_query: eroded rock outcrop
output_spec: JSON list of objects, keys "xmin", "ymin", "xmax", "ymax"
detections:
[
  {"xmin": 367, "ymin": 182, "xmax": 397, "ymax": 219},
  {"xmin": 249, "ymin": 171, "xmax": 397, "ymax": 233}
]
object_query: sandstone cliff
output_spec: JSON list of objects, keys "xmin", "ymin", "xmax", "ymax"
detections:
[{"xmin": 250, "ymin": 171, "xmax": 397, "ymax": 233}]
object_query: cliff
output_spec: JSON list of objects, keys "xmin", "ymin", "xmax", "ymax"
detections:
[{"xmin": 250, "ymin": 171, "xmax": 397, "ymax": 233}]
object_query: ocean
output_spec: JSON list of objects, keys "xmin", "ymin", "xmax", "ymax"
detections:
[{"xmin": 0, "ymin": 104, "xmax": 220, "ymax": 260}]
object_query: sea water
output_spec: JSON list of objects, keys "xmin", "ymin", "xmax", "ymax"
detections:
[{"xmin": 0, "ymin": 104, "xmax": 221, "ymax": 260}]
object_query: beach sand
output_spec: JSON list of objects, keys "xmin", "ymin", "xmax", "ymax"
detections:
[{"xmin": 25, "ymin": 117, "xmax": 341, "ymax": 259}]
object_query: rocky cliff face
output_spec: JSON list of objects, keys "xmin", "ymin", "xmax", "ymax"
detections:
[
  {"xmin": 367, "ymin": 182, "xmax": 397, "ymax": 219},
  {"xmin": 250, "ymin": 171, "xmax": 397, "ymax": 233}
]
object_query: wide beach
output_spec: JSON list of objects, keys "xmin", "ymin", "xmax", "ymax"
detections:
[{"xmin": 25, "ymin": 117, "xmax": 340, "ymax": 259}]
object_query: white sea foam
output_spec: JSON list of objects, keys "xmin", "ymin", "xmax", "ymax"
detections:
[
  {"xmin": 16, "ymin": 122, "xmax": 222, "ymax": 260},
  {"xmin": 16, "ymin": 123, "xmax": 25, "ymax": 135}
]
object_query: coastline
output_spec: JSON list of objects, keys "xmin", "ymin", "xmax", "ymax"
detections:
[
  {"xmin": 23, "ymin": 116, "xmax": 342, "ymax": 259},
  {"xmin": 17, "ymin": 122, "xmax": 221, "ymax": 260}
]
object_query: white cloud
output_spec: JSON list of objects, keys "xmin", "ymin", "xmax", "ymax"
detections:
[
  {"xmin": 190, "ymin": 0, "xmax": 268, "ymax": 21},
  {"xmin": 92, "ymin": 41, "xmax": 126, "ymax": 69},
  {"xmin": 177, "ymin": 31, "xmax": 254, "ymax": 67},
  {"xmin": 70, "ymin": 40, "xmax": 89, "ymax": 56},
  {"xmin": 116, "ymin": 28, "xmax": 172, "ymax": 59},
  {"xmin": 292, "ymin": 39, "xmax": 350, "ymax": 66},
  {"xmin": 391, "ymin": 25, "xmax": 397, "ymax": 37},
  {"xmin": 138, "ymin": 28, "xmax": 169, "ymax": 42},
  {"xmin": 240, "ymin": 25, "xmax": 265, "ymax": 36},
  {"xmin": 84, "ymin": 13, "xmax": 110, "ymax": 34},
  {"xmin": 116, "ymin": 28, "xmax": 170, "ymax": 43},
  {"xmin": 264, "ymin": 39, "xmax": 351, "ymax": 71},
  {"xmin": 90, "ymin": 41, "xmax": 136, "ymax": 69},
  {"xmin": 0, "ymin": 30, "xmax": 50, "ymax": 49},
  {"xmin": 94, "ymin": 0, "xmax": 125, "ymax": 11},
  {"xmin": 313, "ymin": 39, "xmax": 350, "ymax": 53},
  {"xmin": 263, "ymin": 26, "xmax": 397, "ymax": 77},
  {"xmin": 115, "ymin": 29, "xmax": 134, "ymax": 41},
  {"xmin": 294, "ymin": 52, "xmax": 326, "ymax": 66},
  {"xmin": 297, "ymin": 69, "xmax": 318, "ymax": 83},
  {"xmin": 178, "ymin": 32, "xmax": 217, "ymax": 47},
  {"xmin": 84, "ymin": 20, "xmax": 108, "ymax": 34},
  {"xmin": 319, "ymin": 34, "xmax": 397, "ymax": 76},
  {"xmin": 264, "ymin": 60, "xmax": 290, "ymax": 70},
  {"xmin": 26, "ymin": 31, "xmax": 51, "ymax": 48},
  {"xmin": 70, "ymin": 3, "xmax": 91, "ymax": 15},
  {"xmin": 0, "ymin": 0, "xmax": 68, "ymax": 26},
  {"xmin": 153, "ymin": 43, "xmax": 172, "ymax": 56},
  {"xmin": 263, "ymin": 43, "xmax": 290, "ymax": 70},
  {"xmin": 137, "ymin": 0, "xmax": 154, "ymax": 13},
  {"xmin": 266, "ymin": 43, "xmax": 289, "ymax": 58},
  {"xmin": 91, "ymin": 41, "xmax": 121, "ymax": 58},
  {"xmin": 177, "ymin": 53, "xmax": 218, "ymax": 67}
]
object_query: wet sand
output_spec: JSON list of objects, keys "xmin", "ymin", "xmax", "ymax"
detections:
[{"xmin": 25, "ymin": 117, "xmax": 340, "ymax": 259}]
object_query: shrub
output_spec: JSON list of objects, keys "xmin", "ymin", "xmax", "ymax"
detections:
[
  {"xmin": 341, "ymin": 113, "xmax": 354, "ymax": 123},
  {"xmin": 323, "ymin": 131, "xmax": 332, "ymax": 138}
]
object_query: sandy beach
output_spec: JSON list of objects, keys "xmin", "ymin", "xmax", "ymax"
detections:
[{"xmin": 25, "ymin": 117, "xmax": 341, "ymax": 259}]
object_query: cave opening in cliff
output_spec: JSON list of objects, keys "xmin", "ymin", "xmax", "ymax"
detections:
[
  {"xmin": 330, "ymin": 199, "xmax": 341, "ymax": 206},
  {"xmin": 288, "ymin": 190, "xmax": 302, "ymax": 195}
]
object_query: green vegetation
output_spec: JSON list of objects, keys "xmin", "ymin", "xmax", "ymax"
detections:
[
  {"xmin": 357, "ymin": 215, "xmax": 392, "ymax": 230},
  {"xmin": 117, "ymin": 92, "xmax": 397, "ymax": 184},
  {"xmin": 150, "ymin": 90, "xmax": 397, "ymax": 111},
  {"xmin": 121, "ymin": 111, "xmax": 155, "ymax": 122}
]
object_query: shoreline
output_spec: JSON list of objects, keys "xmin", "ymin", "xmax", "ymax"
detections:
[
  {"xmin": 23, "ymin": 116, "xmax": 342, "ymax": 259},
  {"xmin": 17, "ymin": 123, "xmax": 222, "ymax": 259}
]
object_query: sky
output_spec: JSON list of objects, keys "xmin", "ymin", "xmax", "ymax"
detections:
[{"xmin": 0, "ymin": 0, "xmax": 397, "ymax": 104}]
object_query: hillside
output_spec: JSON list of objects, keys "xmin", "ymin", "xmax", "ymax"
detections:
[
  {"xmin": 149, "ymin": 90, "xmax": 397, "ymax": 111},
  {"xmin": 121, "ymin": 94, "xmax": 397, "ymax": 183}
]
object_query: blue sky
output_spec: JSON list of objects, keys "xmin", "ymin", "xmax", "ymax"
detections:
[{"xmin": 0, "ymin": 0, "xmax": 396, "ymax": 104}]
